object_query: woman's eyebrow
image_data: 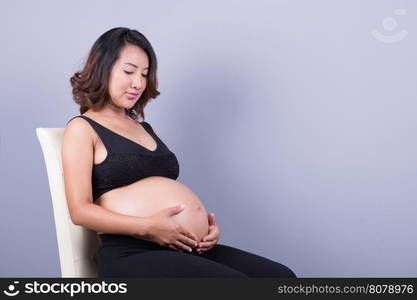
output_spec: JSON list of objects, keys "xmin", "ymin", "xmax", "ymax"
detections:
[{"xmin": 124, "ymin": 62, "xmax": 149, "ymax": 70}]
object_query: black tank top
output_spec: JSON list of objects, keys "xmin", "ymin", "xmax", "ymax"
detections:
[{"xmin": 66, "ymin": 115, "xmax": 180, "ymax": 201}]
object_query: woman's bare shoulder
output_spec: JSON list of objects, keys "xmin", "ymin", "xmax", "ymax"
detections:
[{"xmin": 64, "ymin": 116, "xmax": 95, "ymax": 146}]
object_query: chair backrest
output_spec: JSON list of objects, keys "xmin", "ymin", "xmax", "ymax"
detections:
[{"xmin": 36, "ymin": 127, "xmax": 101, "ymax": 277}]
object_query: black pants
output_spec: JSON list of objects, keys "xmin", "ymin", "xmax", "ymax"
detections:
[{"xmin": 95, "ymin": 234, "xmax": 297, "ymax": 278}]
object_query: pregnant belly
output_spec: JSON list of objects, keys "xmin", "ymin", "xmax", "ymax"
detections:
[{"xmin": 95, "ymin": 176, "xmax": 209, "ymax": 242}]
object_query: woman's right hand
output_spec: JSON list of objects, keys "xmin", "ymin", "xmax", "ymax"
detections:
[{"xmin": 143, "ymin": 204, "xmax": 198, "ymax": 252}]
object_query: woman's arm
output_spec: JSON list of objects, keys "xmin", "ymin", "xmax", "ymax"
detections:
[
  {"xmin": 62, "ymin": 117, "xmax": 150, "ymax": 238},
  {"xmin": 72, "ymin": 202, "xmax": 150, "ymax": 238}
]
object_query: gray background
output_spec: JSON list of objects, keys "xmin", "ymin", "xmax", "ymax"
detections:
[{"xmin": 1, "ymin": 0, "xmax": 416, "ymax": 277}]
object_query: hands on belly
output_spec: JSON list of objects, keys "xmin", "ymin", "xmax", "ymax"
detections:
[
  {"xmin": 143, "ymin": 204, "xmax": 201, "ymax": 252},
  {"xmin": 170, "ymin": 203, "xmax": 209, "ymax": 242}
]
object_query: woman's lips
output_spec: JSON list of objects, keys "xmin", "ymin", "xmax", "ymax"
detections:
[{"xmin": 126, "ymin": 92, "xmax": 139, "ymax": 99}]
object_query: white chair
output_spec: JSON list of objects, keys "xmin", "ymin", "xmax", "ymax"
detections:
[{"xmin": 36, "ymin": 127, "xmax": 101, "ymax": 277}]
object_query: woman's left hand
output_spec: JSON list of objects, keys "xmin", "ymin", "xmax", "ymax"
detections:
[{"xmin": 196, "ymin": 213, "xmax": 220, "ymax": 254}]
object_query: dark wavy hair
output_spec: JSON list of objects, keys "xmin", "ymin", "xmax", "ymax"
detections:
[{"xmin": 70, "ymin": 27, "xmax": 160, "ymax": 121}]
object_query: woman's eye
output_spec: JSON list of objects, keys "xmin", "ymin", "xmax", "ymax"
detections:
[{"xmin": 124, "ymin": 71, "xmax": 147, "ymax": 78}]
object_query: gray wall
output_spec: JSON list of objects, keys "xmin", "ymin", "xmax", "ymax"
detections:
[{"xmin": 1, "ymin": 0, "xmax": 416, "ymax": 277}]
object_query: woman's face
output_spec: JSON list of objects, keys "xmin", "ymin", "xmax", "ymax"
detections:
[{"xmin": 107, "ymin": 44, "xmax": 149, "ymax": 109}]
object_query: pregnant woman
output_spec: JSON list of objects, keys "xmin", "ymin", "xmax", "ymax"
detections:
[{"xmin": 62, "ymin": 27, "xmax": 296, "ymax": 278}]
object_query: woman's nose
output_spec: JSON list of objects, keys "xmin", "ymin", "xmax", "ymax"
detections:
[{"xmin": 132, "ymin": 77, "xmax": 142, "ymax": 90}]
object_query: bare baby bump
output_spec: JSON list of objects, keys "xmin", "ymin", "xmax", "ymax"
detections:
[{"xmin": 96, "ymin": 176, "xmax": 210, "ymax": 242}]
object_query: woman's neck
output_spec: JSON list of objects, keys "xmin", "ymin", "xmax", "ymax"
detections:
[{"xmin": 87, "ymin": 104, "xmax": 130, "ymax": 120}]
